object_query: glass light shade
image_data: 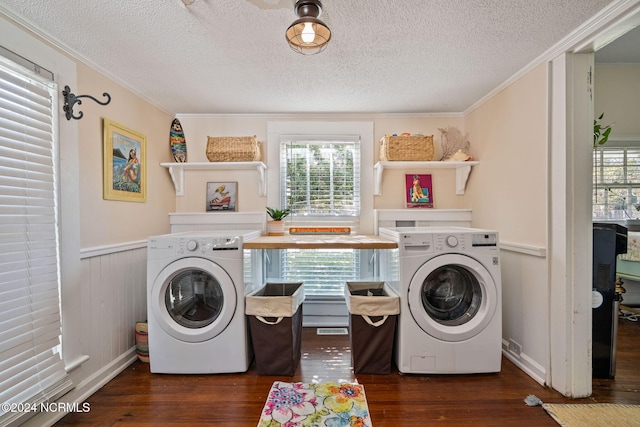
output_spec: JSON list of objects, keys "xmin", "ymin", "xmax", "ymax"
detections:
[
  {"xmin": 286, "ymin": 17, "xmax": 331, "ymax": 55},
  {"xmin": 301, "ymin": 22, "xmax": 315, "ymax": 43}
]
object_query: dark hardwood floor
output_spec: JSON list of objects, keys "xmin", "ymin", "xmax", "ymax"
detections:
[{"xmin": 57, "ymin": 318, "xmax": 640, "ymax": 426}]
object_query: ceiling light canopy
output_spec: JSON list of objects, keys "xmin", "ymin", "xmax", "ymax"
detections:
[{"xmin": 286, "ymin": 0, "xmax": 331, "ymax": 55}]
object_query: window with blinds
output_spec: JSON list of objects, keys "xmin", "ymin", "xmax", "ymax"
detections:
[
  {"xmin": 280, "ymin": 249, "xmax": 361, "ymax": 296},
  {"xmin": 280, "ymin": 137, "xmax": 360, "ymax": 217},
  {"xmin": 0, "ymin": 56, "xmax": 72, "ymax": 425},
  {"xmin": 279, "ymin": 136, "xmax": 361, "ymax": 297},
  {"xmin": 593, "ymin": 144, "xmax": 640, "ymax": 220}
]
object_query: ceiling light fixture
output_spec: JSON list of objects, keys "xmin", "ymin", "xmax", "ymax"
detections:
[{"xmin": 286, "ymin": 0, "xmax": 331, "ymax": 55}]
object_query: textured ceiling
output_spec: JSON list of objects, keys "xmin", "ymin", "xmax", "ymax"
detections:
[{"xmin": 0, "ymin": 0, "xmax": 621, "ymax": 115}]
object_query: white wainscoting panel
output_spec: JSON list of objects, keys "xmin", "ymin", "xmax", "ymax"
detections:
[
  {"xmin": 169, "ymin": 212, "xmax": 266, "ymax": 234},
  {"xmin": 82, "ymin": 245, "xmax": 147, "ymax": 377},
  {"xmin": 26, "ymin": 243, "xmax": 148, "ymax": 427}
]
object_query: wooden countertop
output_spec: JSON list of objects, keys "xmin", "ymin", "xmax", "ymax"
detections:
[{"xmin": 244, "ymin": 234, "xmax": 397, "ymax": 249}]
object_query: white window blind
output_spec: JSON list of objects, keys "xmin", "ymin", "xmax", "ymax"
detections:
[
  {"xmin": 280, "ymin": 249, "xmax": 361, "ymax": 296},
  {"xmin": 279, "ymin": 136, "xmax": 361, "ymax": 297},
  {"xmin": 593, "ymin": 144, "xmax": 640, "ymax": 220},
  {"xmin": 0, "ymin": 58, "xmax": 72, "ymax": 425},
  {"xmin": 280, "ymin": 136, "xmax": 360, "ymax": 217}
]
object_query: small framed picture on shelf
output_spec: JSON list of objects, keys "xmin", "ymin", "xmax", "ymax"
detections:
[
  {"xmin": 406, "ymin": 174, "xmax": 433, "ymax": 208},
  {"xmin": 206, "ymin": 182, "xmax": 237, "ymax": 212}
]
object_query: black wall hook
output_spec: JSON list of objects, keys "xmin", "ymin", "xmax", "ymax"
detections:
[{"xmin": 62, "ymin": 85, "xmax": 111, "ymax": 120}]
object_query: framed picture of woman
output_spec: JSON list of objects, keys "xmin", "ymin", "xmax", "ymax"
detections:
[{"xmin": 103, "ymin": 119, "xmax": 147, "ymax": 202}]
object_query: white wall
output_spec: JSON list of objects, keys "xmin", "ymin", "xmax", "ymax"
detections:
[
  {"xmin": 465, "ymin": 63, "xmax": 550, "ymax": 384},
  {"xmin": 175, "ymin": 114, "xmax": 471, "ymax": 224},
  {"xmin": 595, "ymin": 64, "xmax": 640, "ymax": 136},
  {"xmin": 76, "ymin": 59, "xmax": 176, "ymax": 247},
  {"xmin": 0, "ymin": 12, "xmax": 174, "ymax": 426}
]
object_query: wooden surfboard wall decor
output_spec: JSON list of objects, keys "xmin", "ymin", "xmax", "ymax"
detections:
[{"xmin": 169, "ymin": 118, "xmax": 187, "ymax": 162}]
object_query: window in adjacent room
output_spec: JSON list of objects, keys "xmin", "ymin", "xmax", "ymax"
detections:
[{"xmin": 593, "ymin": 143, "xmax": 640, "ymax": 220}]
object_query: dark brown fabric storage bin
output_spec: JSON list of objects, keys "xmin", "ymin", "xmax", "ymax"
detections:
[
  {"xmin": 345, "ymin": 281, "xmax": 400, "ymax": 374},
  {"xmin": 246, "ymin": 282, "xmax": 304, "ymax": 376}
]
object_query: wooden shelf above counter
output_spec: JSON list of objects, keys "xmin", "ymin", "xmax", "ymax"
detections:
[{"xmin": 243, "ymin": 234, "xmax": 398, "ymax": 249}]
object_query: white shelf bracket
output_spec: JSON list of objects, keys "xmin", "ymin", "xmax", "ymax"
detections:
[
  {"xmin": 455, "ymin": 165, "xmax": 472, "ymax": 195},
  {"xmin": 256, "ymin": 163, "xmax": 266, "ymax": 197},
  {"xmin": 167, "ymin": 165, "xmax": 185, "ymax": 196},
  {"xmin": 374, "ymin": 162, "xmax": 384, "ymax": 195}
]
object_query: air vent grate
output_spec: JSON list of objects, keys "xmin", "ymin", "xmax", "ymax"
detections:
[{"xmin": 317, "ymin": 327, "xmax": 348, "ymax": 335}]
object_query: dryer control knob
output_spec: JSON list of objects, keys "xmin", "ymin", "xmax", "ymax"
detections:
[
  {"xmin": 446, "ymin": 235, "xmax": 458, "ymax": 248},
  {"xmin": 186, "ymin": 240, "xmax": 198, "ymax": 251}
]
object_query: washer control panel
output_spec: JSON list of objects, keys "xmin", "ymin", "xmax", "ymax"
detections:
[
  {"xmin": 434, "ymin": 233, "xmax": 466, "ymax": 251},
  {"xmin": 179, "ymin": 236, "xmax": 240, "ymax": 254},
  {"xmin": 401, "ymin": 233, "xmax": 433, "ymax": 252},
  {"xmin": 380, "ymin": 227, "xmax": 499, "ymax": 256},
  {"xmin": 471, "ymin": 232, "xmax": 498, "ymax": 248},
  {"xmin": 446, "ymin": 235, "xmax": 459, "ymax": 248},
  {"xmin": 421, "ymin": 232, "xmax": 498, "ymax": 253}
]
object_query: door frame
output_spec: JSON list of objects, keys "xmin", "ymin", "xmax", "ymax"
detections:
[{"xmin": 548, "ymin": 0, "xmax": 640, "ymax": 397}]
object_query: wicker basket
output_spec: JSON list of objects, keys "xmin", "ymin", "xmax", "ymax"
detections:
[
  {"xmin": 379, "ymin": 135, "xmax": 434, "ymax": 161},
  {"xmin": 206, "ymin": 135, "xmax": 262, "ymax": 162}
]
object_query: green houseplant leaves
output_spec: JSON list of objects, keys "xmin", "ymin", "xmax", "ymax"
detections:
[
  {"xmin": 266, "ymin": 207, "xmax": 291, "ymax": 221},
  {"xmin": 594, "ymin": 113, "xmax": 613, "ymax": 147}
]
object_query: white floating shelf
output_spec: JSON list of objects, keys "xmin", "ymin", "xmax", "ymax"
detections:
[
  {"xmin": 373, "ymin": 161, "xmax": 479, "ymax": 195},
  {"xmin": 160, "ymin": 161, "xmax": 267, "ymax": 196}
]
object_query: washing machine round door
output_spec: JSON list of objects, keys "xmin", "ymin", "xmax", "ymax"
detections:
[
  {"xmin": 408, "ymin": 253, "xmax": 497, "ymax": 342},
  {"xmin": 151, "ymin": 257, "xmax": 237, "ymax": 343}
]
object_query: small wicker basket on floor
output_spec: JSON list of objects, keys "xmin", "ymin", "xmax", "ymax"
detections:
[
  {"xmin": 206, "ymin": 135, "xmax": 262, "ymax": 162},
  {"xmin": 379, "ymin": 135, "xmax": 434, "ymax": 161},
  {"xmin": 135, "ymin": 321, "xmax": 149, "ymax": 363}
]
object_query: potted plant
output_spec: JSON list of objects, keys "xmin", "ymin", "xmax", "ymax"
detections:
[
  {"xmin": 593, "ymin": 113, "xmax": 613, "ymax": 211},
  {"xmin": 594, "ymin": 113, "xmax": 612, "ymax": 147},
  {"xmin": 266, "ymin": 207, "xmax": 290, "ymax": 236}
]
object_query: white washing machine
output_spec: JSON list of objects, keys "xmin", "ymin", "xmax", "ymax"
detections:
[
  {"xmin": 146, "ymin": 230, "xmax": 261, "ymax": 374},
  {"xmin": 379, "ymin": 227, "xmax": 502, "ymax": 374}
]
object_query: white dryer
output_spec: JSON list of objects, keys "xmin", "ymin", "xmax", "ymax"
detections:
[
  {"xmin": 379, "ymin": 227, "xmax": 502, "ymax": 374},
  {"xmin": 146, "ymin": 230, "xmax": 261, "ymax": 374}
]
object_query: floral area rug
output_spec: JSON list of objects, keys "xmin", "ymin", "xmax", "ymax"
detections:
[{"xmin": 257, "ymin": 381, "xmax": 372, "ymax": 427}]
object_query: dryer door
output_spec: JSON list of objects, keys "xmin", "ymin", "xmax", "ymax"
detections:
[
  {"xmin": 408, "ymin": 253, "xmax": 497, "ymax": 342},
  {"xmin": 151, "ymin": 257, "xmax": 237, "ymax": 343}
]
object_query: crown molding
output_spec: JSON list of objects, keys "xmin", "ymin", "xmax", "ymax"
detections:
[
  {"xmin": 175, "ymin": 112, "xmax": 464, "ymax": 119},
  {"xmin": 464, "ymin": 0, "xmax": 640, "ymax": 116}
]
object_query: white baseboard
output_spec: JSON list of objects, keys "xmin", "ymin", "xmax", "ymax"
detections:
[
  {"xmin": 23, "ymin": 347, "xmax": 138, "ymax": 427},
  {"xmin": 303, "ymin": 316, "xmax": 349, "ymax": 327},
  {"xmin": 502, "ymin": 340, "xmax": 546, "ymax": 386}
]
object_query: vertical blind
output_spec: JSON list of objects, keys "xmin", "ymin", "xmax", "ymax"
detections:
[
  {"xmin": 593, "ymin": 145, "xmax": 640, "ymax": 220},
  {"xmin": 279, "ymin": 136, "xmax": 361, "ymax": 297},
  {"xmin": 0, "ymin": 58, "xmax": 72, "ymax": 424}
]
